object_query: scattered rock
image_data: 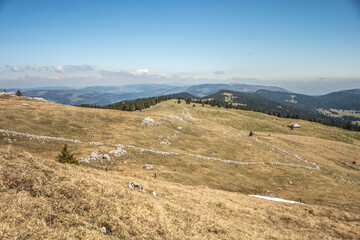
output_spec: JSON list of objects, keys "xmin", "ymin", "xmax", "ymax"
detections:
[
  {"xmin": 101, "ymin": 227, "xmax": 107, "ymax": 234},
  {"xmin": 0, "ymin": 128, "xmax": 82, "ymax": 144},
  {"xmin": 265, "ymin": 191, "xmax": 277, "ymax": 198},
  {"xmin": 160, "ymin": 138, "xmax": 170, "ymax": 145},
  {"xmin": 141, "ymin": 117, "xmax": 160, "ymax": 126},
  {"xmin": 30, "ymin": 97, "xmax": 48, "ymax": 102},
  {"xmin": 288, "ymin": 180, "xmax": 293, "ymax": 185},
  {"xmin": 21, "ymin": 103, "xmax": 29, "ymax": 106},
  {"xmin": 79, "ymin": 147, "xmax": 127, "ymax": 164},
  {"xmin": 109, "ymin": 147, "xmax": 127, "ymax": 157},
  {"xmin": 79, "ymin": 151, "xmax": 105, "ymax": 163},
  {"xmin": 0, "ymin": 92, "xmax": 15, "ymax": 96},
  {"xmin": 143, "ymin": 164, "xmax": 153, "ymax": 170},
  {"xmin": 344, "ymin": 162, "xmax": 360, "ymax": 171},
  {"xmin": 177, "ymin": 127, "xmax": 182, "ymax": 130},
  {"xmin": 152, "ymin": 191, "xmax": 157, "ymax": 197},
  {"xmin": 129, "ymin": 181, "xmax": 146, "ymax": 192}
]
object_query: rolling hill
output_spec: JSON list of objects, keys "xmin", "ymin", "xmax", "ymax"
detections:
[{"xmin": 1, "ymin": 94, "xmax": 359, "ymax": 239}]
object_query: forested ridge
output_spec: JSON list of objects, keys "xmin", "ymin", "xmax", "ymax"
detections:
[{"xmin": 79, "ymin": 90, "xmax": 359, "ymax": 131}]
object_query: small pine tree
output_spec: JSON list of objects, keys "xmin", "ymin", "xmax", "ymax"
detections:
[
  {"xmin": 192, "ymin": 104, "xmax": 196, "ymax": 107},
  {"xmin": 249, "ymin": 131, "xmax": 254, "ymax": 137},
  {"xmin": 177, "ymin": 98, "xmax": 181, "ymax": 104},
  {"xmin": 3, "ymin": 89, "xmax": 6, "ymax": 92},
  {"xmin": 16, "ymin": 90, "xmax": 22, "ymax": 96},
  {"xmin": 57, "ymin": 144, "xmax": 78, "ymax": 164},
  {"xmin": 290, "ymin": 125, "xmax": 294, "ymax": 130}
]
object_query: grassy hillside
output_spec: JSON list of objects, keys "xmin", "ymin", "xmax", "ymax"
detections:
[
  {"xmin": 1, "ymin": 95, "xmax": 360, "ymax": 239},
  {"xmin": 201, "ymin": 90, "xmax": 359, "ymax": 130}
]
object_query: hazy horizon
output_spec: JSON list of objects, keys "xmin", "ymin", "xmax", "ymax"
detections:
[{"xmin": 1, "ymin": 0, "xmax": 359, "ymax": 95}]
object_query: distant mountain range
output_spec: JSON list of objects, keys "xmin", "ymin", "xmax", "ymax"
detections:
[
  {"xmin": 184, "ymin": 83, "xmax": 289, "ymax": 97},
  {"xmin": 5, "ymin": 83, "xmax": 290, "ymax": 106},
  {"xmin": 5, "ymin": 85, "xmax": 359, "ymax": 121}
]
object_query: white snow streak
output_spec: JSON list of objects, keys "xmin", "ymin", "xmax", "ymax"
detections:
[{"xmin": 249, "ymin": 195, "xmax": 301, "ymax": 204}]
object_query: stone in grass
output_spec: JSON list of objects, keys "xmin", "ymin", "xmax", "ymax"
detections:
[
  {"xmin": 129, "ymin": 181, "xmax": 146, "ymax": 192},
  {"xmin": 143, "ymin": 164, "xmax": 153, "ymax": 170}
]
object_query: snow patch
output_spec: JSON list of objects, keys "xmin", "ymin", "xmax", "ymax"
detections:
[{"xmin": 249, "ymin": 195, "xmax": 301, "ymax": 204}]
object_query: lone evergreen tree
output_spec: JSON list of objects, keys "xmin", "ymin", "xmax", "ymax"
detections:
[
  {"xmin": 57, "ymin": 144, "xmax": 78, "ymax": 164},
  {"xmin": 16, "ymin": 90, "xmax": 22, "ymax": 96},
  {"xmin": 249, "ymin": 130, "xmax": 254, "ymax": 137},
  {"xmin": 3, "ymin": 89, "xmax": 6, "ymax": 92}
]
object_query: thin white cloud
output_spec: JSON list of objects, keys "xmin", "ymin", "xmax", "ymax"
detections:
[
  {"xmin": 55, "ymin": 66, "xmax": 65, "ymax": 73},
  {"xmin": 6, "ymin": 65, "xmax": 24, "ymax": 72},
  {"xmin": 129, "ymin": 69, "xmax": 173, "ymax": 78},
  {"xmin": 4, "ymin": 64, "xmax": 94, "ymax": 73},
  {"xmin": 25, "ymin": 65, "xmax": 41, "ymax": 72},
  {"xmin": 101, "ymin": 69, "xmax": 174, "ymax": 79},
  {"xmin": 55, "ymin": 64, "xmax": 94, "ymax": 73},
  {"xmin": 130, "ymin": 69, "xmax": 152, "ymax": 76}
]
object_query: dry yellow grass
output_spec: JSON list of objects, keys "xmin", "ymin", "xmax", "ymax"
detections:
[{"xmin": 0, "ymin": 95, "xmax": 359, "ymax": 239}]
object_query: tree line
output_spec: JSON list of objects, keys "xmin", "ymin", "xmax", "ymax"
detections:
[
  {"xmin": 78, "ymin": 92, "xmax": 359, "ymax": 132},
  {"xmin": 79, "ymin": 96, "xmax": 170, "ymax": 111},
  {"xmin": 190, "ymin": 98, "xmax": 359, "ymax": 131}
]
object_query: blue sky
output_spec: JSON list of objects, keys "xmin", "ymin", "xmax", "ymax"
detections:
[{"xmin": 0, "ymin": 0, "xmax": 359, "ymax": 94}]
